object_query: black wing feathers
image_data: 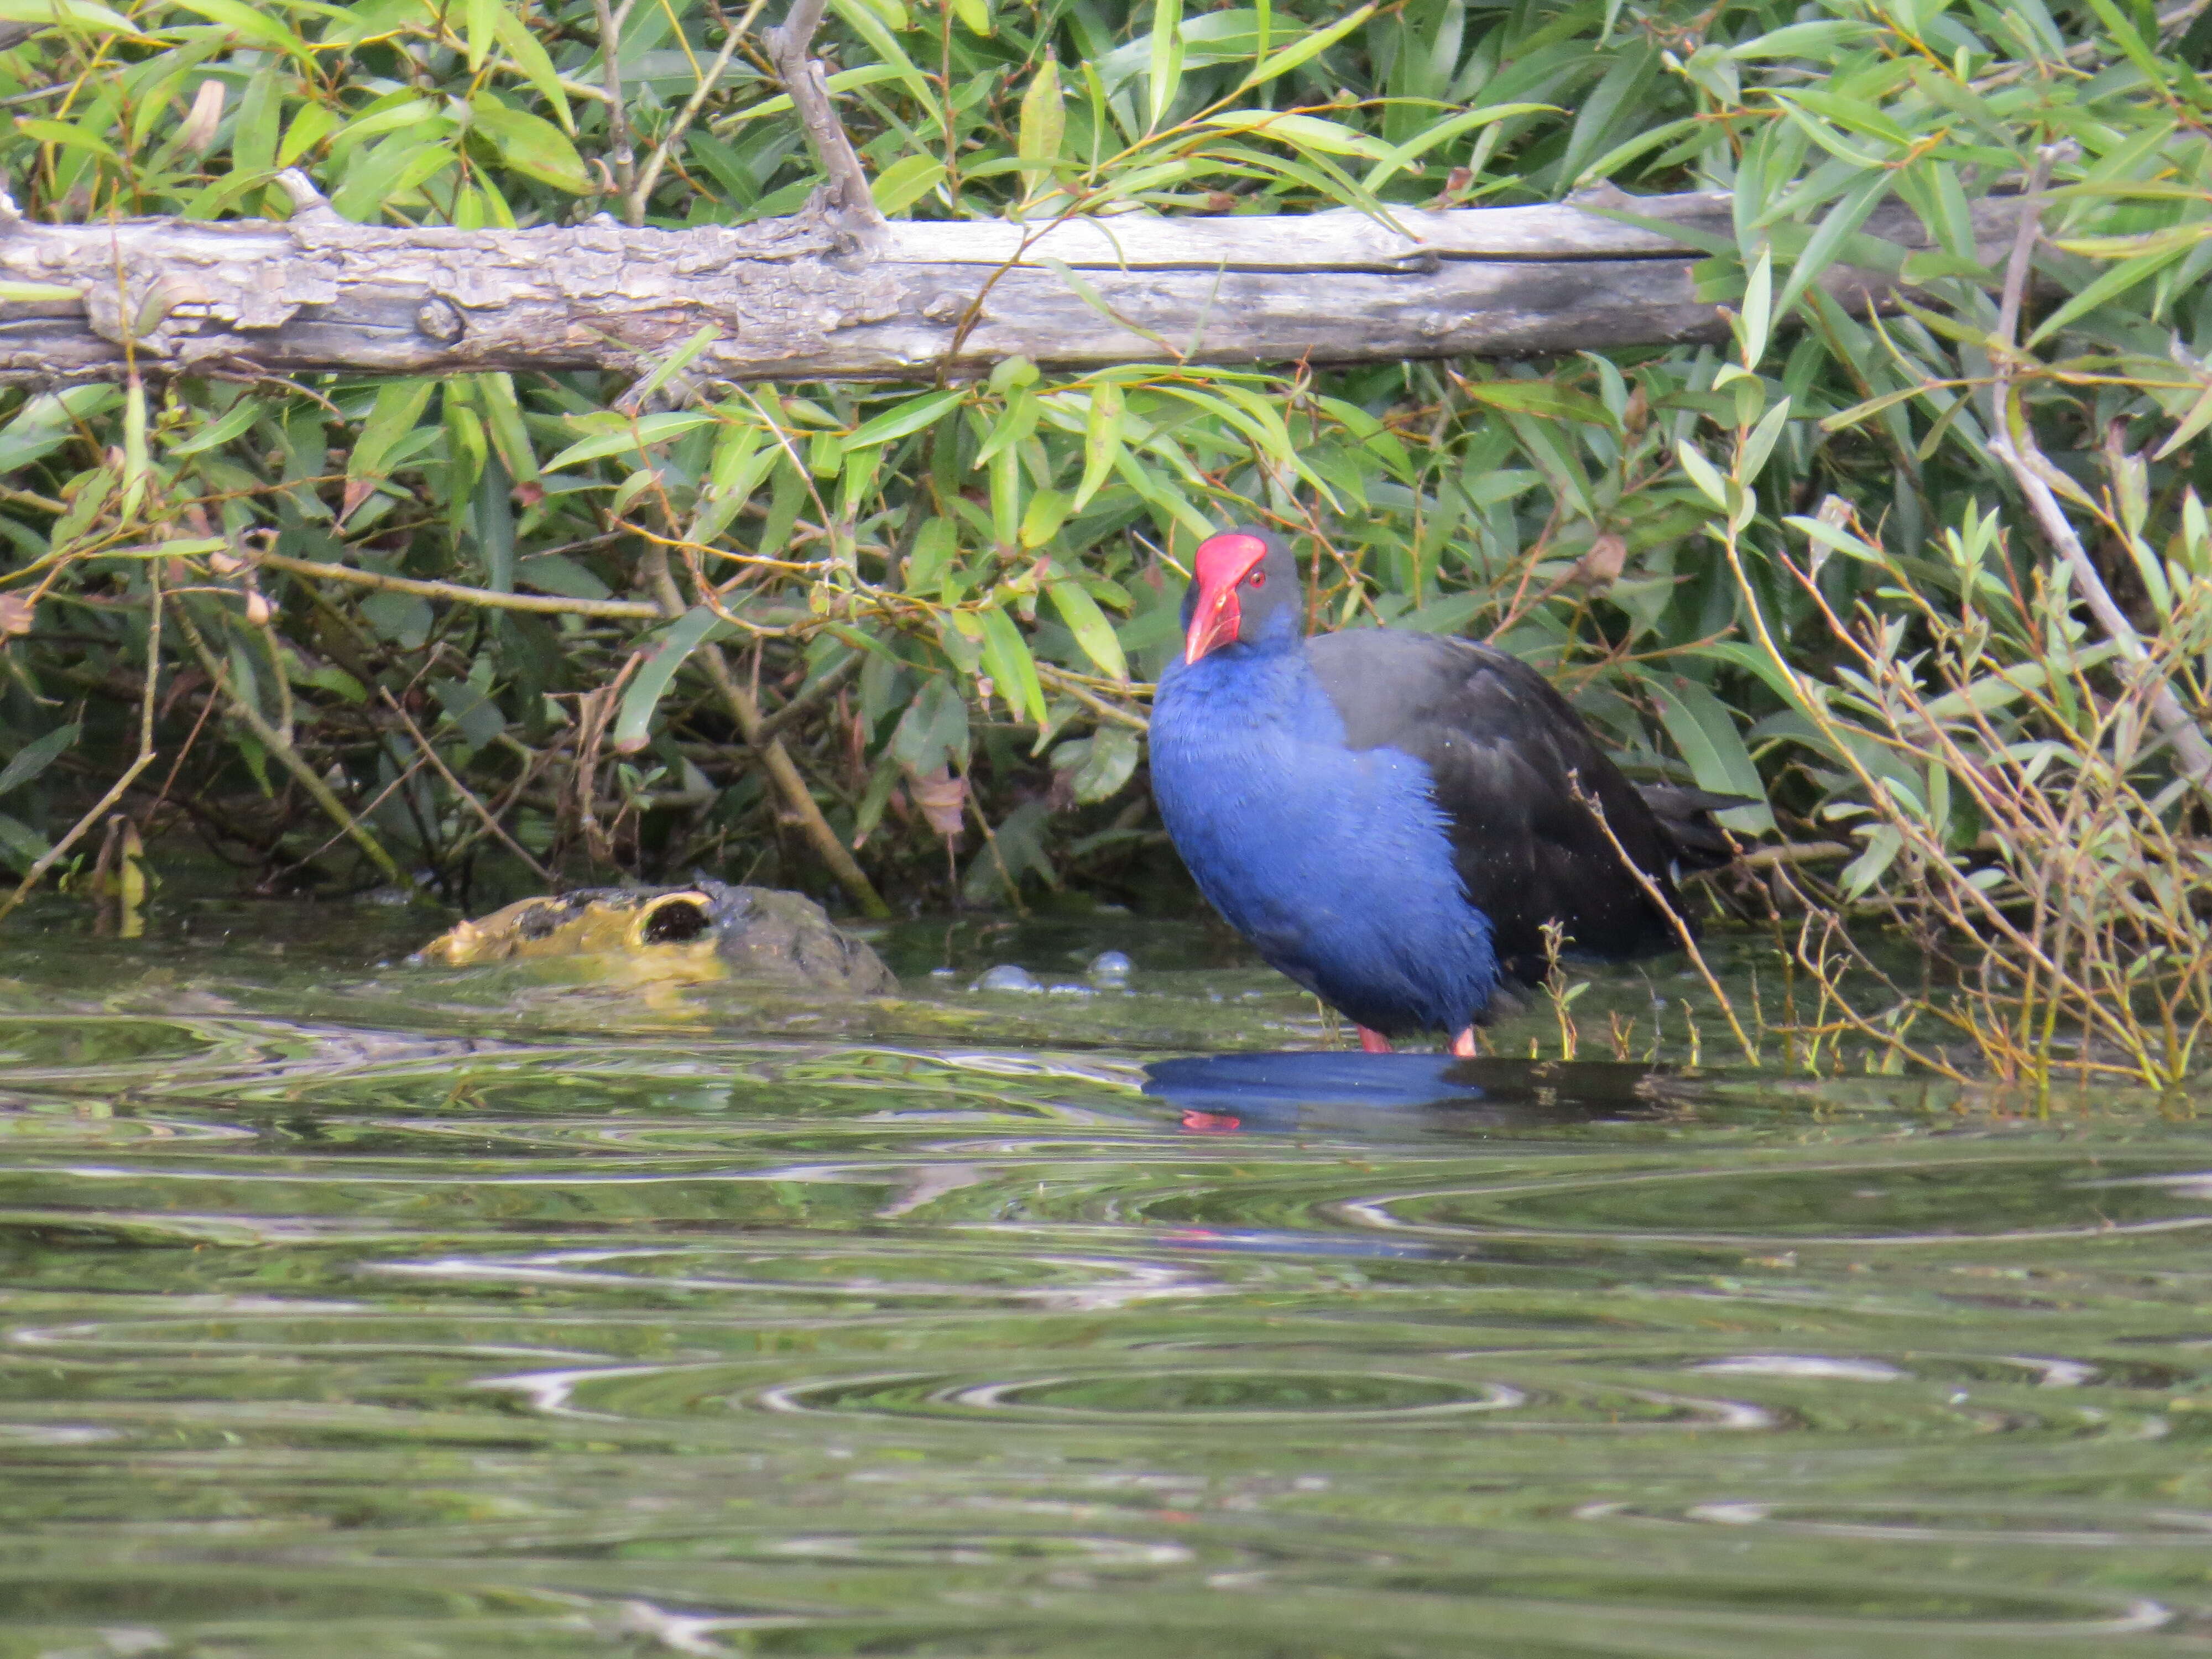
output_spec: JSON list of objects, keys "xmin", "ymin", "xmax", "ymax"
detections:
[
  {"xmin": 1306, "ymin": 631, "xmax": 1736, "ymax": 984},
  {"xmin": 1635, "ymin": 783, "xmax": 1753, "ymax": 871}
]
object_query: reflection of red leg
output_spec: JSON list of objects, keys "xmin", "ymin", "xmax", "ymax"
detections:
[
  {"xmin": 1180, "ymin": 1110, "xmax": 1241, "ymax": 1134},
  {"xmin": 1449, "ymin": 1027, "xmax": 1477, "ymax": 1058},
  {"xmin": 1358, "ymin": 1026, "xmax": 1393, "ymax": 1053}
]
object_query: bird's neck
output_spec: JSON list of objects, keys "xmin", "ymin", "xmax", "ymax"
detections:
[{"xmin": 1157, "ymin": 634, "xmax": 1342, "ymax": 745}]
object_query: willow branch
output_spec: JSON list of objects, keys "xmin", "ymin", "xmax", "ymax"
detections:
[
  {"xmin": 1984, "ymin": 143, "xmax": 2212, "ymax": 798},
  {"xmin": 250, "ymin": 546, "xmax": 664, "ymax": 619},
  {"xmin": 768, "ymin": 0, "xmax": 884, "ymax": 229}
]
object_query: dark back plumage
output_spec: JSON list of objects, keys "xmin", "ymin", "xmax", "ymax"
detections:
[{"xmin": 1305, "ymin": 630, "xmax": 1740, "ymax": 984}]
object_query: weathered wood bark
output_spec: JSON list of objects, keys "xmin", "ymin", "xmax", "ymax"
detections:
[{"xmin": 0, "ymin": 182, "xmax": 2018, "ymax": 384}]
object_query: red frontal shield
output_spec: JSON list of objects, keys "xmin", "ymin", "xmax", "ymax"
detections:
[{"xmin": 1183, "ymin": 532, "xmax": 1270, "ymax": 664}]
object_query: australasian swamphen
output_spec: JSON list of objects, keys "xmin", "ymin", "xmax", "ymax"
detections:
[{"xmin": 1149, "ymin": 526, "xmax": 1749, "ymax": 1057}]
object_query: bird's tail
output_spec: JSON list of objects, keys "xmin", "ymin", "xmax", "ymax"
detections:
[{"xmin": 1636, "ymin": 784, "xmax": 1753, "ymax": 872}]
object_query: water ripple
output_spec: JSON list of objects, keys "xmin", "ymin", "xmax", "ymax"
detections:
[{"xmin": 3, "ymin": 949, "xmax": 2211, "ymax": 1659}]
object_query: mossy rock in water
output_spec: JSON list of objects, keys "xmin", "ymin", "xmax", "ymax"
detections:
[{"xmin": 417, "ymin": 881, "xmax": 896, "ymax": 994}]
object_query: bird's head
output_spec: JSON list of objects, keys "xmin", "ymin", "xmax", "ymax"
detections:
[{"xmin": 1181, "ymin": 528, "xmax": 1300, "ymax": 664}]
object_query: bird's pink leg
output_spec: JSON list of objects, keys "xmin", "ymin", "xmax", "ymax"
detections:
[
  {"xmin": 1358, "ymin": 1026, "xmax": 1394, "ymax": 1053},
  {"xmin": 1448, "ymin": 1028, "xmax": 1478, "ymax": 1058},
  {"xmin": 1180, "ymin": 1110, "xmax": 1242, "ymax": 1134}
]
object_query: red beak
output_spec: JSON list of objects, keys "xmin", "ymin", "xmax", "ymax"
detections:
[
  {"xmin": 1183, "ymin": 583, "xmax": 1241, "ymax": 665},
  {"xmin": 1183, "ymin": 532, "xmax": 1270, "ymax": 664}
]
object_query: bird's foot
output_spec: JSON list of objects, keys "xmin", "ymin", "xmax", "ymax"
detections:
[
  {"xmin": 1448, "ymin": 1027, "xmax": 1477, "ymax": 1058},
  {"xmin": 1180, "ymin": 1110, "xmax": 1243, "ymax": 1134},
  {"xmin": 1358, "ymin": 1027, "xmax": 1393, "ymax": 1053}
]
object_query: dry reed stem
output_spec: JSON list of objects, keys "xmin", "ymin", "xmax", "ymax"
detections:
[
  {"xmin": 0, "ymin": 567, "xmax": 164, "ymax": 927},
  {"xmin": 1565, "ymin": 771, "xmax": 1760, "ymax": 1068},
  {"xmin": 173, "ymin": 602, "xmax": 411, "ymax": 889}
]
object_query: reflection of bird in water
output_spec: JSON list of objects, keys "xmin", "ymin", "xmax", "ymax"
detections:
[
  {"xmin": 1143, "ymin": 1051, "xmax": 1671, "ymax": 1136},
  {"xmin": 1151, "ymin": 527, "xmax": 1751, "ymax": 1056},
  {"xmin": 1146, "ymin": 1052, "xmax": 1486, "ymax": 1134}
]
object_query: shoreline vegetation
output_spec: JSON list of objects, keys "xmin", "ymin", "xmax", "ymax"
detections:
[{"xmin": 2, "ymin": 0, "xmax": 2210, "ymax": 1089}]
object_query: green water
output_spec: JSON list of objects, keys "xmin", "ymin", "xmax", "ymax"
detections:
[{"xmin": 3, "ymin": 903, "xmax": 2210, "ymax": 1658}]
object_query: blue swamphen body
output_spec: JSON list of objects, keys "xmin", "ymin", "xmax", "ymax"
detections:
[{"xmin": 1149, "ymin": 528, "xmax": 1744, "ymax": 1054}]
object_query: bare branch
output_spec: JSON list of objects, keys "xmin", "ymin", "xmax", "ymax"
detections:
[
  {"xmin": 592, "ymin": 0, "xmax": 640, "ymax": 222},
  {"xmin": 766, "ymin": 0, "xmax": 885, "ymax": 230},
  {"xmin": 1983, "ymin": 143, "xmax": 2212, "ymax": 798},
  {"xmin": 249, "ymin": 546, "xmax": 665, "ymax": 620},
  {"xmin": 0, "ymin": 192, "xmax": 2022, "ymax": 383}
]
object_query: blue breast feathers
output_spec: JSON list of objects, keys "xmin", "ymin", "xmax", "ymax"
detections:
[{"xmin": 1150, "ymin": 643, "xmax": 1500, "ymax": 1035}]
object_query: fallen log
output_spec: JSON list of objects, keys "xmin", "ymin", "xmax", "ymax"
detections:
[{"xmin": 0, "ymin": 178, "xmax": 2018, "ymax": 385}]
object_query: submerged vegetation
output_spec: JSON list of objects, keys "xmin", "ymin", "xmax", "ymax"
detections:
[{"xmin": 1, "ymin": 0, "xmax": 2211, "ymax": 1085}]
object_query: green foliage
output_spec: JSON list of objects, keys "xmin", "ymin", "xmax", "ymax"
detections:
[{"xmin": 0, "ymin": 0, "xmax": 2209, "ymax": 1034}]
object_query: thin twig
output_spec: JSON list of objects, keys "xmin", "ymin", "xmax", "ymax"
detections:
[
  {"xmin": 1035, "ymin": 662, "xmax": 1151, "ymax": 731},
  {"xmin": 2159, "ymin": 0, "xmax": 2212, "ymax": 40},
  {"xmin": 630, "ymin": 0, "xmax": 774, "ymax": 217},
  {"xmin": 250, "ymin": 546, "xmax": 664, "ymax": 619},
  {"xmin": 377, "ymin": 687, "xmax": 554, "ymax": 885},
  {"xmin": 174, "ymin": 603, "xmax": 412, "ymax": 889},
  {"xmin": 1984, "ymin": 143, "xmax": 2212, "ymax": 797},
  {"xmin": 0, "ymin": 569, "xmax": 164, "ymax": 929},
  {"xmin": 593, "ymin": 0, "xmax": 641, "ymax": 222},
  {"xmin": 638, "ymin": 544, "xmax": 889, "ymax": 915},
  {"xmin": 768, "ymin": 0, "xmax": 885, "ymax": 228},
  {"xmin": 281, "ymin": 754, "xmax": 430, "ymax": 880},
  {"xmin": 1568, "ymin": 772, "xmax": 1761, "ymax": 1068},
  {"xmin": 752, "ymin": 646, "xmax": 865, "ymax": 745}
]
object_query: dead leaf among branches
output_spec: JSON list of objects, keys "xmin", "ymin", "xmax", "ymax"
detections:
[
  {"xmin": 907, "ymin": 766, "xmax": 967, "ymax": 839},
  {"xmin": 1569, "ymin": 533, "xmax": 1627, "ymax": 591},
  {"xmin": 178, "ymin": 79, "xmax": 225, "ymax": 153},
  {"xmin": 0, "ymin": 593, "xmax": 34, "ymax": 638}
]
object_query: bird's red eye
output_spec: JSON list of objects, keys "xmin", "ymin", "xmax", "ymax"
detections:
[{"xmin": 1246, "ymin": 569, "xmax": 1266, "ymax": 588}]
